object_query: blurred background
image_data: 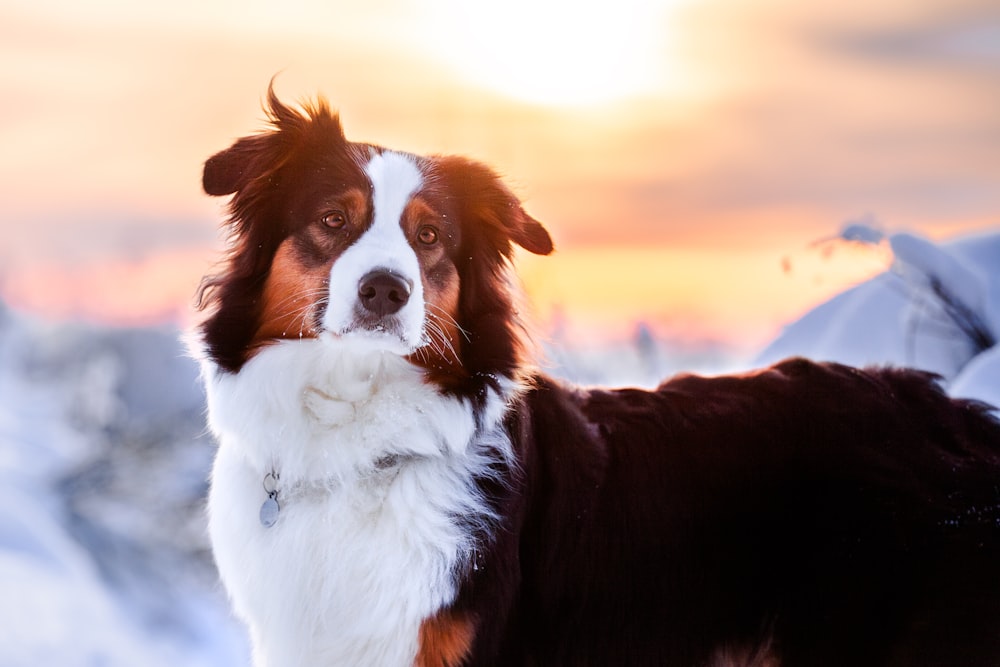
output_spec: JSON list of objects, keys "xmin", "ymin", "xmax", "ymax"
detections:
[
  {"xmin": 4, "ymin": 0, "xmax": 998, "ymax": 349},
  {"xmin": 1, "ymin": 0, "xmax": 998, "ymax": 664}
]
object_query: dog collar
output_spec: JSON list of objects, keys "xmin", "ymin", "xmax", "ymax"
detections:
[{"xmin": 257, "ymin": 455, "xmax": 409, "ymax": 528}]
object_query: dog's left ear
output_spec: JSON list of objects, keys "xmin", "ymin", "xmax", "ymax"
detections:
[
  {"xmin": 510, "ymin": 209, "xmax": 554, "ymax": 256},
  {"xmin": 438, "ymin": 156, "xmax": 554, "ymax": 257}
]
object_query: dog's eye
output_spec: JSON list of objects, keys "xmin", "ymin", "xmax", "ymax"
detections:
[
  {"xmin": 417, "ymin": 225, "xmax": 439, "ymax": 246},
  {"xmin": 320, "ymin": 211, "xmax": 347, "ymax": 229}
]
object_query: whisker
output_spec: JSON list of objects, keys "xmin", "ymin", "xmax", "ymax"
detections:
[
  {"xmin": 265, "ymin": 286, "xmax": 329, "ymax": 336},
  {"xmin": 271, "ymin": 287, "xmax": 328, "ymax": 311},
  {"xmin": 422, "ymin": 313, "xmax": 460, "ymax": 363},
  {"xmin": 425, "ymin": 303, "xmax": 471, "ymax": 342}
]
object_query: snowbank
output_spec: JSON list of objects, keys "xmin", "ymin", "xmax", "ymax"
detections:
[
  {"xmin": 950, "ymin": 345, "xmax": 1000, "ymax": 409},
  {"xmin": 758, "ymin": 228, "xmax": 1000, "ymax": 409}
]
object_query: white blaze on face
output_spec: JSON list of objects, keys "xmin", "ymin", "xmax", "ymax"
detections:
[{"xmin": 322, "ymin": 151, "xmax": 426, "ymax": 353}]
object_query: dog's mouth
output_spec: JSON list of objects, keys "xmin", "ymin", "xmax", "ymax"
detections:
[
  {"xmin": 332, "ymin": 313, "xmax": 420, "ymax": 355},
  {"xmin": 338, "ymin": 317, "xmax": 409, "ymax": 344}
]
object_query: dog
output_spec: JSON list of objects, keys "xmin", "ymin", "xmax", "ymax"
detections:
[{"xmin": 194, "ymin": 87, "xmax": 1000, "ymax": 666}]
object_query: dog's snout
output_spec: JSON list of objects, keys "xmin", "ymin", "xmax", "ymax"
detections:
[{"xmin": 358, "ymin": 270, "xmax": 411, "ymax": 317}]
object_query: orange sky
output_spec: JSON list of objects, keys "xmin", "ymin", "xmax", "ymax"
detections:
[{"xmin": 1, "ymin": 0, "xmax": 998, "ymax": 351}]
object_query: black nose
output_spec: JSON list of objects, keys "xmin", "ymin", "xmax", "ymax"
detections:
[{"xmin": 358, "ymin": 270, "xmax": 411, "ymax": 317}]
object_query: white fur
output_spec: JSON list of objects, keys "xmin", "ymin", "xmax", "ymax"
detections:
[
  {"xmin": 204, "ymin": 337, "xmax": 513, "ymax": 667},
  {"xmin": 323, "ymin": 151, "xmax": 425, "ymax": 353}
]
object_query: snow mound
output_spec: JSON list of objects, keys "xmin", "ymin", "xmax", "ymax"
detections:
[
  {"xmin": 950, "ymin": 345, "xmax": 1000, "ymax": 408},
  {"xmin": 758, "ymin": 228, "xmax": 1000, "ymax": 408}
]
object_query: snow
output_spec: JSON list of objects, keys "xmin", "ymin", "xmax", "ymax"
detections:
[
  {"xmin": 758, "ymin": 228, "xmax": 1000, "ymax": 406},
  {"xmin": 0, "ymin": 307, "xmax": 248, "ymax": 667},
  {"xmin": 949, "ymin": 344, "xmax": 1000, "ymax": 408},
  {"xmin": 0, "ymin": 227, "xmax": 996, "ymax": 666}
]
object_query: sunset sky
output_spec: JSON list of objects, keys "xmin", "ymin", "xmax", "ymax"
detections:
[{"xmin": 2, "ymin": 0, "xmax": 998, "ymax": 351}]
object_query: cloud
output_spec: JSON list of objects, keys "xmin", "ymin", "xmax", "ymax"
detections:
[{"xmin": 814, "ymin": 6, "xmax": 1000, "ymax": 69}]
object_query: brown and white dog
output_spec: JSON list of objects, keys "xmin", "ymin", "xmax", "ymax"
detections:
[{"xmin": 194, "ymin": 87, "xmax": 1000, "ymax": 667}]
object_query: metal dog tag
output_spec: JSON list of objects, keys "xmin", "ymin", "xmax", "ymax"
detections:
[
  {"xmin": 260, "ymin": 495, "xmax": 280, "ymax": 528},
  {"xmin": 260, "ymin": 471, "xmax": 280, "ymax": 528}
]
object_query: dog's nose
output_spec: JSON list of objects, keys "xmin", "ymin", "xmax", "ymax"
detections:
[{"xmin": 357, "ymin": 270, "xmax": 411, "ymax": 316}]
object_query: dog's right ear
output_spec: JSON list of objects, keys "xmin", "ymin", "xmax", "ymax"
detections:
[
  {"xmin": 203, "ymin": 135, "xmax": 272, "ymax": 196},
  {"xmin": 204, "ymin": 84, "xmax": 343, "ymax": 197}
]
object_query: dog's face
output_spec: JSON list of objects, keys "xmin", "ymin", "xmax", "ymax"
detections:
[
  {"xmin": 198, "ymin": 90, "xmax": 553, "ymax": 387},
  {"xmin": 248, "ymin": 148, "xmax": 462, "ymax": 358}
]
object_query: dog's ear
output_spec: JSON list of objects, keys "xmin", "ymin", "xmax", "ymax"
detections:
[
  {"xmin": 438, "ymin": 157, "xmax": 554, "ymax": 257},
  {"xmin": 203, "ymin": 135, "xmax": 272, "ymax": 196},
  {"xmin": 203, "ymin": 84, "xmax": 346, "ymax": 198},
  {"xmin": 511, "ymin": 210, "xmax": 554, "ymax": 256}
]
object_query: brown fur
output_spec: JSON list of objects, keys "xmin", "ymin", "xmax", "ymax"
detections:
[{"xmin": 415, "ymin": 609, "xmax": 476, "ymax": 667}]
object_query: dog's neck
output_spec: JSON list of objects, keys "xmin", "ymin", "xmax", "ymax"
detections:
[{"xmin": 203, "ymin": 336, "xmax": 518, "ymax": 493}]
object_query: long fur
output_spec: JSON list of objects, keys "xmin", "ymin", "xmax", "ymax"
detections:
[
  {"xmin": 205, "ymin": 340, "xmax": 513, "ymax": 665},
  {"xmin": 194, "ymin": 88, "xmax": 1000, "ymax": 667}
]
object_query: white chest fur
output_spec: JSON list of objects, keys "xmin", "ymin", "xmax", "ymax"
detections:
[{"xmin": 203, "ymin": 340, "xmax": 510, "ymax": 667}]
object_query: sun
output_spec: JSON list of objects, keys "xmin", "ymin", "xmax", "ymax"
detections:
[{"xmin": 421, "ymin": 0, "xmax": 680, "ymax": 107}]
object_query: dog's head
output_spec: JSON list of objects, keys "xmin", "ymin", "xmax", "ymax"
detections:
[{"xmin": 197, "ymin": 87, "xmax": 553, "ymax": 391}]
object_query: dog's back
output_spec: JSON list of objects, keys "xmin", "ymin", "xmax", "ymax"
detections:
[{"xmin": 468, "ymin": 358, "xmax": 1000, "ymax": 665}]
